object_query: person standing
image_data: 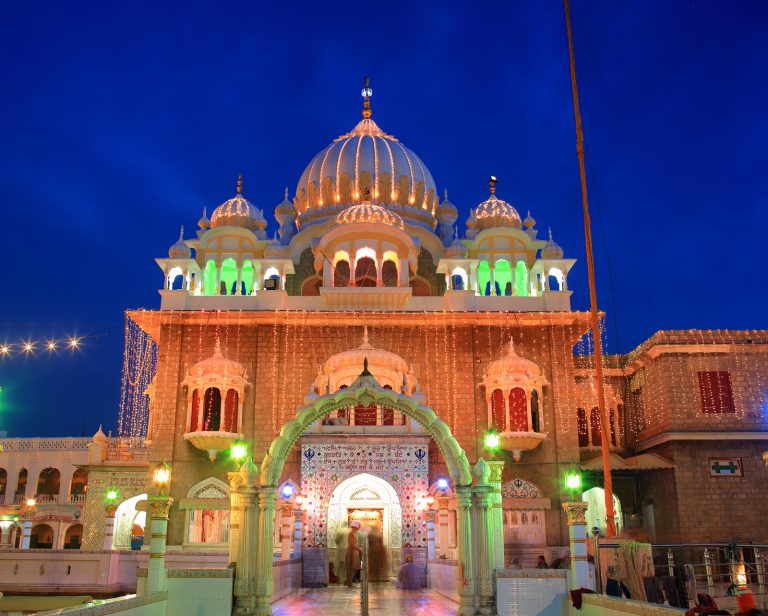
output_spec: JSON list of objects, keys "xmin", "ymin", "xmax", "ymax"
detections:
[
  {"xmin": 345, "ymin": 520, "xmax": 363, "ymax": 586},
  {"xmin": 367, "ymin": 527, "xmax": 388, "ymax": 582}
]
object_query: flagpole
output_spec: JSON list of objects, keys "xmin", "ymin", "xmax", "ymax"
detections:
[{"xmin": 563, "ymin": 0, "xmax": 617, "ymax": 537}]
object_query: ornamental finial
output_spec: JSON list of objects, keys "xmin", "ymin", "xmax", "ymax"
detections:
[
  {"xmin": 284, "ymin": 186, "xmax": 289, "ymax": 200},
  {"xmin": 548, "ymin": 227, "xmax": 554, "ymax": 241},
  {"xmin": 489, "ymin": 175, "xmax": 497, "ymax": 195},
  {"xmin": 237, "ymin": 174, "xmax": 243, "ymax": 195},
  {"xmin": 444, "ymin": 188, "xmax": 448, "ymax": 201},
  {"xmin": 361, "ymin": 76, "xmax": 373, "ymax": 119},
  {"xmin": 178, "ymin": 226, "xmax": 184, "ymax": 241}
]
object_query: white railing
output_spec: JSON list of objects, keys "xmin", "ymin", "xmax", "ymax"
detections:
[
  {"xmin": 0, "ymin": 437, "xmax": 90, "ymax": 452},
  {"xmin": 69, "ymin": 493, "xmax": 87, "ymax": 504},
  {"xmin": 35, "ymin": 494, "xmax": 58, "ymax": 504}
]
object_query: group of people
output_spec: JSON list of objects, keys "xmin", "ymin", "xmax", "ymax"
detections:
[{"xmin": 333, "ymin": 521, "xmax": 421, "ymax": 589}]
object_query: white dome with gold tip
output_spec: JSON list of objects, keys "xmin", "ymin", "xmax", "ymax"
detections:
[
  {"xmin": 210, "ymin": 176, "xmax": 268, "ymax": 237},
  {"xmin": 295, "ymin": 83, "xmax": 438, "ymax": 231},
  {"xmin": 473, "ymin": 176, "xmax": 522, "ymax": 231},
  {"xmin": 335, "ymin": 202, "xmax": 405, "ymax": 230}
]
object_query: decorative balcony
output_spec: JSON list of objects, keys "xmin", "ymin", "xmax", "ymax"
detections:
[
  {"xmin": 499, "ymin": 431, "xmax": 548, "ymax": 462},
  {"xmin": 184, "ymin": 430, "xmax": 243, "ymax": 461}
]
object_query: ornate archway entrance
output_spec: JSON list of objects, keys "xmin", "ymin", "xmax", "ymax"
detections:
[{"xmin": 231, "ymin": 362, "xmax": 495, "ymax": 616}]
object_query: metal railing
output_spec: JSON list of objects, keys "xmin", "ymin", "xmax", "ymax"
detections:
[{"xmin": 593, "ymin": 536, "xmax": 768, "ymax": 610}]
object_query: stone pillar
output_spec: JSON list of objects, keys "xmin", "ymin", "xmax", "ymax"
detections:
[
  {"xmin": 146, "ymin": 495, "xmax": 172, "ymax": 593},
  {"xmin": 563, "ymin": 501, "xmax": 590, "ymax": 590},
  {"xmin": 436, "ymin": 498, "xmax": 451, "ymax": 558},
  {"xmin": 215, "ymin": 266, "xmax": 222, "ymax": 295},
  {"xmin": 323, "ymin": 260, "xmax": 333, "ymax": 287},
  {"xmin": 21, "ymin": 518, "xmax": 32, "ymax": 549},
  {"xmin": 473, "ymin": 459, "xmax": 497, "ymax": 616},
  {"xmin": 455, "ymin": 486, "xmax": 476, "ymax": 616},
  {"xmin": 229, "ymin": 471, "xmax": 244, "ymax": 565},
  {"xmin": 292, "ymin": 509, "xmax": 303, "ymax": 559},
  {"xmin": 426, "ymin": 509, "xmax": 436, "ymax": 560},
  {"xmin": 487, "ymin": 461, "xmax": 505, "ymax": 570},
  {"xmin": 489, "ymin": 267, "xmax": 497, "ymax": 296},
  {"xmin": 255, "ymin": 487, "xmax": 277, "ymax": 616},
  {"xmin": 103, "ymin": 503, "xmax": 118, "ymax": 550},
  {"xmin": 280, "ymin": 503, "xmax": 292, "ymax": 560},
  {"xmin": 234, "ymin": 458, "xmax": 259, "ymax": 616}
]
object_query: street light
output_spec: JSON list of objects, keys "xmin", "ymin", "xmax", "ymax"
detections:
[
  {"xmin": 106, "ymin": 490, "xmax": 118, "ymax": 502},
  {"xmin": 484, "ymin": 427, "xmax": 501, "ymax": 459},
  {"xmin": 565, "ymin": 464, "xmax": 582, "ymax": 500},
  {"xmin": 26, "ymin": 498, "xmax": 36, "ymax": 508},
  {"xmin": 230, "ymin": 441, "xmax": 247, "ymax": 464},
  {"xmin": 153, "ymin": 461, "xmax": 171, "ymax": 496}
]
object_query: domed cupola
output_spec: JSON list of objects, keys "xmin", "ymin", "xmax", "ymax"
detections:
[
  {"xmin": 437, "ymin": 189, "xmax": 459, "ymax": 245},
  {"xmin": 197, "ymin": 207, "xmax": 210, "ymax": 231},
  {"xmin": 540, "ymin": 228, "xmax": 564, "ymax": 259},
  {"xmin": 294, "ymin": 79, "xmax": 438, "ymax": 232},
  {"xmin": 335, "ymin": 201, "xmax": 405, "ymax": 230},
  {"xmin": 264, "ymin": 232, "xmax": 289, "ymax": 259},
  {"xmin": 275, "ymin": 187, "xmax": 297, "ymax": 242},
  {"xmin": 168, "ymin": 226, "xmax": 192, "ymax": 259},
  {"xmin": 474, "ymin": 176, "xmax": 522, "ymax": 231},
  {"xmin": 445, "ymin": 228, "xmax": 468, "ymax": 258},
  {"xmin": 523, "ymin": 211, "xmax": 536, "ymax": 230},
  {"xmin": 210, "ymin": 175, "xmax": 268, "ymax": 238}
]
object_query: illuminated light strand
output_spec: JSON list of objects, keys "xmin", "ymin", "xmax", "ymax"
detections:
[
  {"xmin": 118, "ymin": 313, "xmax": 157, "ymax": 438},
  {"xmin": 0, "ymin": 334, "xmax": 98, "ymax": 356}
]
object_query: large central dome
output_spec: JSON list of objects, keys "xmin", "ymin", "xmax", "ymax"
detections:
[{"xmin": 294, "ymin": 96, "xmax": 438, "ymax": 231}]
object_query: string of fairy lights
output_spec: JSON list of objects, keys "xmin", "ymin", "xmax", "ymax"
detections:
[{"xmin": 0, "ymin": 334, "xmax": 97, "ymax": 356}]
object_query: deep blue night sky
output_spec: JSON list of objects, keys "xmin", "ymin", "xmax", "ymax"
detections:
[{"xmin": 1, "ymin": 1, "xmax": 766, "ymax": 437}]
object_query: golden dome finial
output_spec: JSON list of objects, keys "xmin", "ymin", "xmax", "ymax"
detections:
[
  {"xmin": 237, "ymin": 174, "xmax": 243, "ymax": 195},
  {"xmin": 361, "ymin": 76, "xmax": 373, "ymax": 119},
  {"xmin": 489, "ymin": 175, "xmax": 497, "ymax": 195}
]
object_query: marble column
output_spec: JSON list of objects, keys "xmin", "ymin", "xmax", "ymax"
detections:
[
  {"xmin": 21, "ymin": 518, "xmax": 32, "ymax": 549},
  {"xmin": 292, "ymin": 509, "xmax": 303, "ymax": 559},
  {"xmin": 562, "ymin": 501, "xmax": 590, "ymax": 590},
  {"xmin": 426, "ymin": 509, "xmax": 436, "ymax": 560},
  {"xmin": 280, "ymin": 503, "xmax": 292, "ymax": 560},
  {"xmin": 255, "ymin": 487, "xmax": 277, "ymax": 616},
  {"xmin": 228, "ymin": 471, "xmax": 244, "ymax": 566},
  {"xmin": 234, "ymin": 458, "xmax": 259, "ymax": 616},
  {"xmin": 455, "ymin": 485, "xmax": 476, "ymax": 616},
  {"xmin": 473, "ymin": 459, "xmax": 497, "ymax": 616},
  {"xmin": 486, "ymin": 461, "xmax": 505, "ymax": 570},
  {"xmin": 103, "ymin": 503, "xmax": 118, "ymax": 550},
  {"xmin": 146, "ymin": 495, "xmax": 173, "ymax": 593}
]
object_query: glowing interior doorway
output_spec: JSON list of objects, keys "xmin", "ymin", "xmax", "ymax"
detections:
[{"xmin": 326, "ymin": 472, "xmax": 402, "ymax": 554}]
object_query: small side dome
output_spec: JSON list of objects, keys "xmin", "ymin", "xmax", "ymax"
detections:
[
  {"xmin": 264, "ymin": 233, "xmax": 288, "ymax": 258},
  {"xmin": 540, "ymin": 228, "xmax": 564, "ymax": 259},
  {"xmin": 275, "ymin": 187, "xmax": 297, "ymax": 225},
  {"xmin": 445, "ymin": 228, "xmax": 468, "ymax": 258},
  {"xmin": 197, "ymin": 207, "xmax": 210, "ymax": 230},
  {"xmin": 523, "ymin": 211, "xmax": 536, "ymax": 230},
  {"xmin": 475, "ymin": 177, "xmax": 521, "ymax": 231},
  {"xmin": 335, "ymin": 202, "xmax": 405, "ymax": 230},
  {"xmin": 437, "ymin": 189, "xmax": 458, "ymax": 224},
  {"xmin": 168, "ymin": 226, "xmax": 191, "ymax": 259},
  {"xmin": 210, "ymin": 175, "xmax": 268, "ymax": 236},
  {"xmin": 92, "ymin": 424, "xmax": 107, "ymax": 444}
]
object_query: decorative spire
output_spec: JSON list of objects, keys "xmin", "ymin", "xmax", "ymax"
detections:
[
  {"xmin": 237, "ymin": 174, "xmax": 243, "ymax": 195},
  {"xmin": 361, "ymin": 357, "xmax": 372, "ymax": 376},
  {"xmin": 284, "ymin": 186, "xmax": 289, "ymax": 201},
  {"xmin": 489, "ymin": 175, "xmax": 497, "ymax": 195},
  {"xmin": 361, "ymin": 76, "xmax": 373, "ymax": 119},
  {"xmin": 203, "ymin": 207, "xmax": 207, "ymax": 218},
  {"xmin": 444, "ymin": 188, "xmax": 448, "ymax": 201},
  {"xmin": 178, "ymin": 226, "xmax": 184, "ymax": 241},
  {"xmin": 548, "ymin": 227, "xmax": 554, "ymax": 241}
]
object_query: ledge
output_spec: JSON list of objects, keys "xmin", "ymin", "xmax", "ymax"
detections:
[
  {"xmin": 581, "ymin": 593, "xmax": 687, "ymax": 615},
  {"xmin": 36, "ymin": 592, "xmax": 167, "ymax": 615},
  {"xmin": 495, "ymin": 568, "xmax": 566, "ymax": 579}
]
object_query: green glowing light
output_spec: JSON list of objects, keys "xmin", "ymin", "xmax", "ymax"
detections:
[
  {"xmin": 231, "ymin": 442, "xmax": 247, "ymax": 462},
  {"xmin": 484, "ymin": 428, "xmax": 500, "ymax": 450},
  {"xmin": 106, "ymin": 490, "xmax": 118, "ymax": 502},
  {"xmin": 565, "ymin": 465, "xmax": 582, "ymax": 496},
  {"xmin": 515, "ymin": 260, "xmax": 529, "ymax": 297}
]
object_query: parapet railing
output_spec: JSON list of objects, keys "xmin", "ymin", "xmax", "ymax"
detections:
[
  {"xmin": 0, "ymin": 437, "xmax": 91, "ymax": 451},
  {"xmin": 594, "ymin": 538, "xmax": 768, "ymax": 610},
  {"xmin": 105, "ymin": 436, "xmax": 149, "ymax": 462}
]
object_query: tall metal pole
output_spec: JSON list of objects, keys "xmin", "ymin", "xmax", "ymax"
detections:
[{"xmin": 563, "ymin": 0, "xmax": 617, "ymax": 537}]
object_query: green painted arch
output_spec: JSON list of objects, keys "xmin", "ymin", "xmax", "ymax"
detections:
[{"xmin": 259, "ymin": 386, "xmax": 473, "ymax": 488}]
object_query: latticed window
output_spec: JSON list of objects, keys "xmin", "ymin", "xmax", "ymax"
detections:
[{"xmin": 698, "ymin": 371, "xmax": 735, "ymax": 414}]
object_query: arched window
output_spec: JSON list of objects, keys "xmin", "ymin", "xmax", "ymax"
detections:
[
  {"xmin": 203, "ymin": 388, "xmax": 222, "ymax": 431},
  {"xmin": 16, "ymin": 469, "xmax": 27, "ymax": 497},
  {"xmin": 530, "ymin": 389, "xmax": 541, "ymax": 433},
  {"xmin": 190, "ymin": 389, "xmax": 201, "ymax": 432},
  {"xmin": 37, "ymin": 467, "xmax": 61, "ymax": 498},
  {"xmin": 30, "ymin": 523, "xmax": 54, "ymax": 549},
  {"xmin": 0, "ymin": 468, "xmax": 6, "ymax": 496},
  {"xmin": 167, "ymin": 266, "xmax": 185, "ymax": 290},
  {"xmin": 264, "ymin": 266, "xmax": 281, "ymax": 291},
  {"xmin": 302, "ymin": 276, "xmax": 322, "ymax": 296},
  {"xmin": 577, "ymin": 408, "xmax": 589, "ymax": 447},
  {"xmin": 589, "ymin": 407, "xmax": 602, "ymax": 446},
  {"xmin": 515, "ymin": 261, "xmax": 529, "ymax": 297},
  {"xmin": 64, "ymin": 524, "xmax": 83, "ymax": 549},
  {"xmin": 224, "ymin": 389, "xmax": 239, "ymax": 433},
  {"xmin": 548, "ymin": 268, "xmax": 564, "ymax": 292},
  {"xmin": 451, "ymin": 267, "xmax": 468, "ymax": 291},
  {"xmin": 382, "ymin": 260, "xmax": 398, "ymax": 287},
  {"xmin": 495, "ymin": 260, "xmax": 512, "ymax": 297},
  {"xmin": 241, "ymin": 260, "xmax": 255, "ymax": 295},
  {"xmin": 409, "ymin": 277, "xmax": 431, "ymax": 296},
  {"xmin": 221, "ymin": 258, "xmax": 238, "ymax": 296},
  {"xmin": 354, "ymin": 403, "xmax": 377, "ymax": 426},
  {"xmin": 491, "ymin": 389, "xmax": 506, "ymax": 431},
  {"xmin": 334, "ymin": 260, "xmax": 351, "ymax": 287},
  {"xmin": 70, "ymin": 469, "xmax": 88, "ymax": 495},
  {"xmin": 477, "ymin": 261, "xmax": 491, "ymax": 296},
  {"xmin": 509, "ymin": 388, "xmax": 528, "ymax": 432},
  {"xmin": 203, "ymin": 259, "xmax": 217, "ymax": 296},
  {"xmin": 355, "ymin": 257, "xmax": 377, "ymax": 287}
]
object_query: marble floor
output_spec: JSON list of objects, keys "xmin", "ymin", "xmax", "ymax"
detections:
[{"xmin": 272, "ymin": 585, "xmax": 459, "ymax": 615}]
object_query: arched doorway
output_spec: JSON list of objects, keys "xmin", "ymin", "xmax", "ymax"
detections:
[
  {"xmin": 64, "ymin": 523, "xmax": 83, "ymax": 549},
  {"xmin": 113, "ymin": 493, "xmax": 147, "ymax": 550},
  {"xmin": 326, "ymin": 473, "xmax": 402, "ymax": 575},
  {"xmin": 252, "ymin": 370, "xmax": 475, "ymax": 614},
  {"xmin": 30, "ymin": 523, "xmax": 54, "ymax": 549}
]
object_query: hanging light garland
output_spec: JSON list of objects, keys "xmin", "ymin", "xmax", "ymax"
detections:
[{"xmin": 0, "ymin": 334, "xmax": 107, "ymax": 357}]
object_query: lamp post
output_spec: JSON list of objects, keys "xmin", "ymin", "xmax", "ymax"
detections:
[
  {"xmin": 230, "ymin": 441, "xmax": 248, "ymax": 466},
  {"xmin": 562, "ymin": 465, "xmax": 590, "ymax": 590},
  {"xmin": 565, "ymin": 465, "xmax": 582, "ymax": 500},
  {"xmin": 147, "ymin": 461, "xmax": 172, "ymax": 593},
  {"xmin": 483, "ymin": 428, "xmax": 500, "ymax": 460}
]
